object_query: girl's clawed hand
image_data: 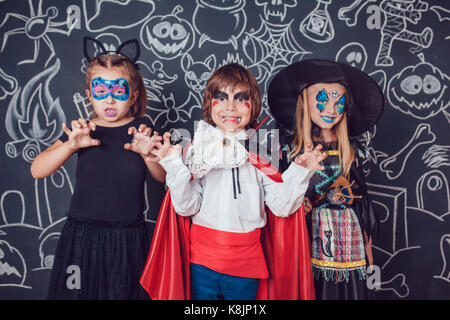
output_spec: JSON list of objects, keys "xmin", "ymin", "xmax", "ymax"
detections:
[
  {"xmin": 124, "ymin": 124, "xmax": 162, "ymax": 157},
  {"xmin": 147, "ymin": 132, "xmax": 181, "ymax": 162},
  {"xmin": 294, "ymin": 143, "xmax": 327, "ymax": 171},
  {"xmin": 63, "ymin": 119, "xmax": 100, "ymax": 152}
]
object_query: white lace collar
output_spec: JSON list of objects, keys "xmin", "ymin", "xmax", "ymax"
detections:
[{"xmin": 184, "ymin": 120, "xmax": 249, "ymax": 179}]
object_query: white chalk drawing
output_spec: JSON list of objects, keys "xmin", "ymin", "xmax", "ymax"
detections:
[
  {"xmin": 430, "ymin": 5, "xmax": 450, "ymax": 41},
  {"xmin": 243, "ymin": 16, "xmax": 310, "ymax": 90},
  {"xmin": 368, "ymin": 176, "xmax": 450, "ymax": 298},
  {"xmin": 369, "ymin": 69, "xmax": 388, "ymax": 93},
  {"xmin": 433, "ymin": 234, "xmax": 450, "ymax": 283},
  {"xmin": 422, "ymin": 145, "xmax": 450, "ymax": 169},
  {"xmin": 0, "ymin": 0, "xmax": 73, "ymax": 66},
  {"xmin": 338, "ymin": 0, "xmax": 378, "ymax": 27},
  {"xmin": 193, "ymin": 0, "xmax": 247, "ymax": 49},
  {"xmin": 430, "ymin": 5, "xmax": 450, "ymax": 22},
  {"xmin": 0, "ymin": 68, "xmax": 18, "ymax": 100},
  {"xmin": 140, "ymin": 5, "xmax": 195, "ymax": 60},
  {"xmin": 82, "ymin": 0, "xmax": 155, "ymax": 33},
  {"xmin": 146, "ymin": 91, "xmax": 202, "ymax": 128},
  {"xmin": 180, "ymin": 53, "xmax": 216, "ymax": 98},
  {"xmin": 5, "ymin": 58, "xmax": 66, "ymax": 160},
  {"xmin": 387, "ymin": 54, "xmax": 449, "ymax": 121},
  {"xmin": 4, "ymin": 59, "xmax": 73, "ymax": 228},
  {"xmin": 299, "ymin": 0, "xmax": 334, "ymax": 43},
  {"xmin": 376, "ymin": 273, "xmax": 410, "ymax": 298},
  {"xmin": 256, "ymin": 0, "xmax": 297, "ymax": 22},
  {"xmin": 335, "ymin": 42, "xmax": 368, "ymax": 70},
  {"xmin": 380, "ymin": 123, "xmax": 436, "ymax": 180},
  {"xmin": 416, "ymin": 170, "xmax": 450, "ymax": 217},
  {"xmin": 0, "ymin": 239, "xmax": 27, "ymax": 287},
  {"xmin": 1, "ymin": 191, "xmax": 25, "ymax": 225},
  {"xmin": 375, "ymin": 0, "xmax": 433, "ymax": 67},
  {"xmin": 137, "ymin": 60, "xmax": 178, "ymax": 104},
  {"xmin": 73, "ymin": 92, "xmax": 93, "ymax": 120},
  {"xmin": 0, "ymin": 0, "xmax": 448, "ymax": 299}
]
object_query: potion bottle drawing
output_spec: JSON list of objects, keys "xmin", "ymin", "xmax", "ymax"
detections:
[{"xmin": 300, "ymin": 0, "xmax": 334, "ymax": 43}]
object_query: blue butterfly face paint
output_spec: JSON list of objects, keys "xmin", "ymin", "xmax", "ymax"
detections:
[
  {"xmin": 91, "ymin": 77, "xmax": 130, "ymax": 101},
  {"xmin": 335, "ymin": 93, "xmax": 346, "ymax": 115},
  {"xmin": 316, "ymin": 89, "xmax": 328, "ymax": 112}
]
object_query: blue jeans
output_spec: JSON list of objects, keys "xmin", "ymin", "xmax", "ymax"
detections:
[{"xmin": 190, "ymin": 263, "xmax": 259, "ymax": 300}]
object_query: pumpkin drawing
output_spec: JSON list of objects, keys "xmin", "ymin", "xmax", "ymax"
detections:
[
  {"xmin": 388, "ymin": 55, "xmax": 449, "ymax": 120},
  {"xmin": 140, "ymin": 5, "xmax": 195, "ymax": 60}
]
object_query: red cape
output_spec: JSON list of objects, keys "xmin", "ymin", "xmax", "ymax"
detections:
[{"xmin": 140, "ymin": 153, "xmax": 315, "ymax": 300}]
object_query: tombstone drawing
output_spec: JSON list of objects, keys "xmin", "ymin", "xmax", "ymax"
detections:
[
  {"xmin": 375, "ymin": 0, "xmax": 433, "ymax": 66},
  {"xmin": 416, "ymin": 170, "xmax": 450, "ymax": 217},
  {"xmin": 193, "ymin": 0, "xmax": 247, "ymax": 49},
  {"xmin": 0, "ymin": 0, "xmax": 72, "ymax": 66}
]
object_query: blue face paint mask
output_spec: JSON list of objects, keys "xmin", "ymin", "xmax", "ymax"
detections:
[
  {"xmin": 91, "ymin": 77, "xmax": 130, "ymax": 101},
  {"xmin": 335, "ymin": 93, "xmax": 346, "ymax": 115},
  {"xmin": 316, "ymin": 89, "xmax": 328, "ymax": 112}
]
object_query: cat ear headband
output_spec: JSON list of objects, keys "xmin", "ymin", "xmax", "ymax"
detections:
[{"xmin": 83, "ymin": 36, "xmax": 141, "ymax": 70}]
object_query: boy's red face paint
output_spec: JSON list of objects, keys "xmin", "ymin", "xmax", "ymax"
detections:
[{"xmin": 210, "ymin": 87, "xmax": 252, "ymax": 134}]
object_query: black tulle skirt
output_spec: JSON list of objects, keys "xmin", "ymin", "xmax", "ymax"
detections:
[{"xmin": 47, "ymin": 215, "xmax": 150, "ymax": 300}]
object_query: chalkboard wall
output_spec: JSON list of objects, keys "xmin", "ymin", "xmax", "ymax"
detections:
[{"xmin": 0, "ymin": 0, "xmax": 448, "ymax": 299}]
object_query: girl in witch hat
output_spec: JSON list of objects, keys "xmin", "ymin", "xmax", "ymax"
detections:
[{"xmin": 268, "ymin": 59, "xmax": 385, "ymax": 300}]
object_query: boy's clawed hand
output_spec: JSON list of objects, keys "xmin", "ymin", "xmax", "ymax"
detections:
[
  {"xmin": 146, "ymin": 132, "xmax": 181, "ymax": 162},
  {"xmin": 63, "ymin": 118, "xmax": 100, "ymax": 152},
  {"xmin": 294, "ymin": 143, "xmax": 327, "ymax": 171}
]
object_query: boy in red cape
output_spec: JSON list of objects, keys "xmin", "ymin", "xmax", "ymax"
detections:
[{"xmin": 140, "ymin": 64, "xmax": 326, "ymax": 300}]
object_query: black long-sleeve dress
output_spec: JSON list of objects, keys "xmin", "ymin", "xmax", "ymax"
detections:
[{"xmin": 282, "ymin": 140, "xmax": 378, "ymax": 300}]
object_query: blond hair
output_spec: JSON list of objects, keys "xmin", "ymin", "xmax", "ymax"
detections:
[{"xmin": 289, "ymin": 89, "xmax": 354, "ymax": 178}]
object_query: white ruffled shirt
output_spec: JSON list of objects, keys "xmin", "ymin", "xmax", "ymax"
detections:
[{"xmin": 159, "ymin": 123, "xmax": 315, "ymax": 233}]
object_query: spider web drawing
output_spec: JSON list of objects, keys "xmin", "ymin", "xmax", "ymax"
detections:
[{"xmin": 243, "ymin": 16, "xmax": 311, "ymax": 90}]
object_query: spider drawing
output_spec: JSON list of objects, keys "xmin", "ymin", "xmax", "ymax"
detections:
[{"xmin": 0, "ymin": 0, "xmax": 73, "ymax": 66}]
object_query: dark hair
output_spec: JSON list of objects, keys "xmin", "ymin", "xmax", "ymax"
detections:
[
  {"xmin": 202, "ymin": 63, "xmax": 262, "ymax": 128},
  {"xmin": 85, "ymin": 54, "xmax": 147, "ymax": 117}
]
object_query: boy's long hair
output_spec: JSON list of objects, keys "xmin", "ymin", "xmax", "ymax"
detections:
[
  {"xmin": 202, "ymin": 63, "xmax": 262, "ymax": 129},
  {"xmin": 290, "ymin": 89, "xmax": 354, "ymax": 178},
  {"xmin": 85, "ymin": 54, "xmax": 147, "ymax": 118}
]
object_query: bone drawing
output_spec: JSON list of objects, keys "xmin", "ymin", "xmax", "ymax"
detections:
[
  {"xmin": 380, "ymin": 123, "xmax": 436, "ymax": 180},
  {"xmin": 338, "ymin": 0, "xmax": 378, "ymax": 27}
]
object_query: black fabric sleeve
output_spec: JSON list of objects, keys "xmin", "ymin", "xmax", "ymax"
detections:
[{"xmin": 350, "ymin": 159, "xmax": 378, "ymax": 239}]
